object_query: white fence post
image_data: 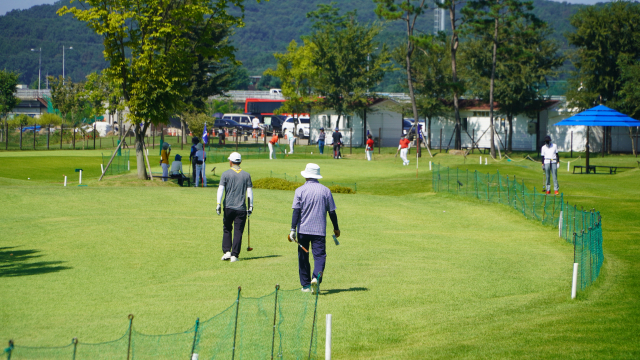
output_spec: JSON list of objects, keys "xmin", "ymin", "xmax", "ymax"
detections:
[
  {"xmin": 572, "ymin": 263, "xmax": 579, "ymax": 299},
  {"xmin": 64, "ymin": 176, "xmax": 67, "ymax": 187},
  {"xmin": 559, "ymin": 211, "xmax": 563, "ymax": 237},
  {"xmin": 326, "ymin": 314, "xmax": 332, "ymax": 360}
]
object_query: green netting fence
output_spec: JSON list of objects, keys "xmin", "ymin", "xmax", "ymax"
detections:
[
  {"xmin": 101, "ymin": 150, "xmax": 130, "ymax": 176},
  {"xmin": 5, "ymin": 285, "xmax": 320, "ymax": 360},
  {"xmin": 432, "ymin": 164, "xmax": 604, "ymax": 292}
]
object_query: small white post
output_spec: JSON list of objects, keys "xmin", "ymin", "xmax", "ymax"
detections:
[
  {"xmin": 79, "ymin": 170, "xmax": 82, "ymax": 184},
  {"xmin": 64, "ymin": 176, "xmax": 67, "ymax": 187},
  {"xmin": 101, "ymin": 164, "xmax": 104, "ymax": 174},
  {"xmin": 146, "ymin": 148, "xmax": 149, "ymax": 155},
  {"xmin": 479, "ymin": 156, "xmax": 482, "ymax": 164},
  {"xmin": 128, "ymin": 161, "xmax": 130, "ymax": 171},
  {"xmin": 567, "ymin": 161, "xmax": 570, "ymax": 172},
  {"xmin": 485, "ymin": 158, "xmax": 488, "ymax": 165},
  {"xmin": 571, "ymin": 263, "xmax": 579, "ymax": 299},
  {"xmin": 191, "ymin": 353, "xmax": 199, "ymax": 360},
  {"xmin": 559, "ymin": 210, "xmax": 563, "ymax": 237},
  {"xmin": 429, "ymin": 161, "xmax": 432, "ymax": 171},
  {"xmin": 325, "ymin": 314, "xmax": 332, "ymax": 360}
]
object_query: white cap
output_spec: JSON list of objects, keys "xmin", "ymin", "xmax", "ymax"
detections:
[
  {"xmin": 228, "ymin": 152, "xmax": 242, "ymax": 163},
  {"xmin": 301, "ymin": 163, "xmax": 323, "ymax": 179}
]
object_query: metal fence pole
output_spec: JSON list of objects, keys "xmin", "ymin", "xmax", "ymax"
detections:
[
  {"xmin": 232, "ymin": 287, "xmax": 241, "ymax": 360},
  {"xmin": 271, "ymin": 285, "xmax": 280, "ymax": 360},
  {"xmin": 190, "ymin": 318, "xmax": 200, "ymax": 360},
  {"xmin": 126, "ymin": 314, "xmax": 134, "ymax": 360},
  {"xmin": 72, "ymin": 338, "xmax": 78, "ymax": 360},
  {"xmin": 308, "ymin": 272, "xmax": 322, "ymax": 360}
]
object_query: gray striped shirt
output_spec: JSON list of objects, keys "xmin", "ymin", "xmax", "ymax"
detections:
[{"xmin": 292, "ymin": 180, "xmax": 336, "ymax": 236}]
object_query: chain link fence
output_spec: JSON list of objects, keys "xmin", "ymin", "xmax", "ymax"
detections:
[{"xmin": 432, "ymin": 164, "xmax": 604, "ymax": 292}]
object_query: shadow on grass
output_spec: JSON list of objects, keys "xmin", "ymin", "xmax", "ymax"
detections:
[
  {"xmin": 320, "ymin": 287, "xmax": 368, "ymax": 296},
  {"xmin": 0, "ymin": 247, "xmax": 71, "ymax": 277},
  {"xmin": 241, "ymin": 255, "xmax": 282, "ymax": 261}
]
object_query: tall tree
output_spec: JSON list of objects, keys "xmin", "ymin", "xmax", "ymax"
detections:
[
  {"xmin": 374, "ymin": 0, "xmax": 430, "ymax": 155},
  {"xmin": 307, "ymin": 4, "xmax": 390, "ymax": 130},
  {"xmin": 59, "ymin": 0, "xmax": 244, "ymax": 179},
  {"xmin": 265, "ymin": 39, "xmax": 318, "ymax": 124},
  {"xmin": 464, "ymin": 22, "xmax": 563, "ymax": 152},
  {"xmin": 49, "ymin": 75, "xmax": 85, "ymax": 149},
  {"xmin": 462, "ymin": 0, "xmax": 543, "ymax": 158},
  {"xmin": 0, "ymin": 70, "xmax": 20, "ymax": 147},
  {"xmin": 437, "ymin": 0, "xmax": 467, "ymax": 150}
]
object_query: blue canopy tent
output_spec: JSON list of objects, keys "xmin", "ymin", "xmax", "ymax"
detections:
[{"xmin": 555, "ymin": 105, "xmax": 640, "ymax": 173}]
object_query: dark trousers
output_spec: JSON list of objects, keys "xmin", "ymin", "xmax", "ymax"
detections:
[
  {"xmin": 191, "ymin": 158, "xmax": 197, "ymax": 184},
  {"xmin": 333, "ymin": 144, "xmax": 341, "ymax": 158},
  {"xmin": 297, "ymin": 234, "xmax": 326, "ymax": 287},
  {"xmin": 318, "ymin": 140, "xmax": 324, "ymax": 154},
  {"xmin": 223, "ymin": 208, "xmax": 247, "ymax": 257}
]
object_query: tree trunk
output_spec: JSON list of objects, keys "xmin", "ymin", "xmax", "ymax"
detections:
[
  {"xmin": 585, "ymin": 126, "xmax": 590, "ymax": 173},
  {"xmin": 448, "ymin": 1, "xmax": 461, "ymax": 150},
  {"xmin": 135, "ymin": 122, "xmax": 150, "ymax": 180},
  {"xmin": 607, "ymin": 126, "xmax": 612, "ymax": 154},
  {"xmin": 507, "ymin": 115, "xmax": 513, "ymax": 153},
  {"xmin": 427, "ymin": 116, "xmax": 432, "ymax": 149},
  {"xmin": 629, "ymin": 127, "xmax": 637, "ymax": 156},
  {"xmin": 489, "ymin": 17, "xmax": 498, "ymax": 159}
]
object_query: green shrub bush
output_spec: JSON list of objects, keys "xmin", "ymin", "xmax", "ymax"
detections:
[{"xmin": 253, "ymin": 177, "xmax": 355, "ymax": 194}]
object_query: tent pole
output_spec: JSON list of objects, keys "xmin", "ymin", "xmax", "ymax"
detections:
[{"xmin": 586, "ymin": 126, "xmax": 590, "ymax": 173}]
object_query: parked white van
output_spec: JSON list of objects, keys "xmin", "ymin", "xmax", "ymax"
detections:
[
  {"xmin": 269, "ymin": 88, "xmax": 282, "ymax": 95},
  {"xmin": 222, "ymin": 113, "xmax": 253, "ymax": 126}
]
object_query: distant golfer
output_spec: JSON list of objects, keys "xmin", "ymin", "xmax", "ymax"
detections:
[
  {"xmin": 398, "ymin": 135, "xmax": 411, "ymax": 166},
  {"xmin": 289, "ymin": 163, "xmax": 340, "ymax": 293},
  {"xmin": 189, "ymin": 137, "xmax": 199, "ymax": 184},
  {"xmin": 195, "ymin": 143, "xmax": 206, "ymax": 187},
  {"xmin": 217, "ymin": 152, "xmax": 253, "ymax": 262},
  {"xmin": 268, "ymin": 133, "xmax": 278, "ymax": 160},
  {"xmin": 318, "ymin": 128, "xmax": 326, "ymax": 154},
  {"xmin": 366, "ymin": 134, "xmax": 374, "ymax": 161},
  {"xmin": 332, "ymin": 128, "xmax": 342, "ymax": 159},
  {"xmin": 160, "ymin": 142, "xmax": 171, "ymax": 181},
  {"xmin": 287, "ymin": 129, "xmax": 296, "ymax": 154},
  {"xmin": 541, "ymin": 135, "xmax": 559, "ymax": 195},
  {"xmin": 170, "ymin": 154, "xmax": 188, "ymax": 186},
  {"xmin": 252, "ymin": 117, "xmax": 260, "ymax": 138}
]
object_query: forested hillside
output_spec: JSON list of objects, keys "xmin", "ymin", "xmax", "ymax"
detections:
[{"xmin": 0, "ymin": 0, "xmax": 584, "ymax": 90}]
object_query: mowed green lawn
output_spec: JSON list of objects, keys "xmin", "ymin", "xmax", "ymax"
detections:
[{"xmin": 0, "ymin": 148, "xmax": 639, "ymax": 359}]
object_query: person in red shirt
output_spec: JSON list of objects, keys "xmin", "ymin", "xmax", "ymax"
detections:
[
  {"xmin": 268, "ymin": 133, "xmax": 279, "ymax": 160},
  {"xmin": 398, "ymin": 136, "xmax": 411, "ymax": 166},
  {"xmin": 365, "ymin": 134, "xmax": 374, "ymax": 161}
]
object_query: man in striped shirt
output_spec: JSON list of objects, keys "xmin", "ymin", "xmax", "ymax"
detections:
[{"xmin": 289, "ymin": 163, "xmax": 340, "ymax": 293}]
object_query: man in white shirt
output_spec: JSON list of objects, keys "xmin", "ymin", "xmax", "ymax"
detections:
[
  {"xmin": 541, "ymin": 135, "xmax": 559, "ymax": 195},
  {"xmin": 252, "ymin": 117, "xmax": 260, "ymax": 138}
]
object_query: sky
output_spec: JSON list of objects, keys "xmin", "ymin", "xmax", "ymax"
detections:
[{"xmin": 0, "ymin": 0, "xmax": 612, "ymax": 16}]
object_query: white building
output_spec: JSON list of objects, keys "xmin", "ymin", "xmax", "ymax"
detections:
[{"xmin": 309, "ymin": 99, "xmax": 403, "ymax": 147}]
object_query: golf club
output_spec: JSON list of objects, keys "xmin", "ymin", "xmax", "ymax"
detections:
[
  {"xmin": 288, "ymin": 234, "xmax": 309, "ymax": 253},
  {"xmin": 246, "ymin": 217, "xmax": 253, "ymax": 251}
]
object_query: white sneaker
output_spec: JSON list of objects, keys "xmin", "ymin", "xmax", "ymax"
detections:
[
  {"xmin": 221, "ymin": 252, "xmax": 231, "ymax": 261},
  {"xmin": 301, "ymin": 286, "xmax": 312, "ymax": 293},
  {"xmin": 230, "ymin": 256, "xmax": 238, "ymax": 262},
  {"xmin": 310, "ymin": 278, "xmax": 318, "ymax": 294}
]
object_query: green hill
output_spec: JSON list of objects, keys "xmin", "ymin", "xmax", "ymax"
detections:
[{"xmin": 0, "ymin": 0, "xmax": 585, "ymax": 90}]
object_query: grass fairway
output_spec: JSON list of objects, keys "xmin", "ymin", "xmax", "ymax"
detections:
[{"xmin": 0, "ymin": 148, "xmax": 639, "ymax": 358}]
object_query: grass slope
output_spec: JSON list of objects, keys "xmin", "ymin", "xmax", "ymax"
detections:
[{"xmin": 0, "ymin": 148, "xmax": 639, "ymax": 358}]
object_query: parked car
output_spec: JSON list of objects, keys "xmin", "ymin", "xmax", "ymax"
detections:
[
  {"xmin": 213, "ymin": 119, "xmax": 253, "ymax": 133},
  {"xmin": 282, "ymin": 117, "xmax": 310, "ymax": 138},
  {"xmin": 222, "ymin": 113, "xmax": 253, "ymax": 127},
  {"xmin": 269, "ymin": 88, "xmax": 282, "ymax": 95},
  {"xmin": 261, "ymin": 115, "xmax": 286, "ymax": 135}
]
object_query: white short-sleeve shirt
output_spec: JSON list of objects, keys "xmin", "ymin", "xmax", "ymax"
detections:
[
  {"xmin": 541, "ymin": 143, "xmax": 558, "ymax": 164},
  {"xmin": 252, "ymin": 118, "xmax": 260, "ymax": 129}
]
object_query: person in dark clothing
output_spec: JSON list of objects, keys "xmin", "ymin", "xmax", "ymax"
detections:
[
  {"xmin": 189, "ymin": 137, "xmax": 199, "ymax": 184},
  {"xmin": 332, "ymin": 128, "xmax": 342, "ymax": 159}
]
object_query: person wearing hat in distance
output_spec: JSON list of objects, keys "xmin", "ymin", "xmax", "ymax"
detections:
[
  {"xmin": 189, "ymin": 137, "xmax": 200, "ymax": 184},
  {"xmin": 331, "ymin": 128, "xmax": 343, "ymax": 159},
  {"xmin": 217, "ymin": 152, "xmax": 253, "ymax": 262},
  {"xmin": 398, "ymin": 135, "xmax": 411, "ymax": 166},
  {"xmin": 541, "ymin": 135, "xmax": 560, "ymax": 195},
  {"xmin": 170, "ymin": 154, "xmax": 188, "ymax": 186},
  {"xmin": 317, "ymin": 128, "xmax": 326, "ymax": 154},
  {"xmin": 289, "ymin": 163, "xmax": 340, "ymax": 293},
  {"xmin": 287, "ymin": 128, "xmax": 296, "ymax": 154},
  {"xmin": 195, "ymin": 142, "xmax": 207, "ymax": 187},
  {"xmin": 268, "ymin": 133, "xmax": 279, "ymax": 160},
  {"xmin": 160, "ymin": 142, "xmax": 171, "ymax": 181},
  {"xmin": 365, "ymin": 134, "xmax": 374, "ymax": 161}
]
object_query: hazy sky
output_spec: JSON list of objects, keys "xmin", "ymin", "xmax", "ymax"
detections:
[{"xmin": 0, "ymin": 0, "xmax": 612, "ymax": 16}]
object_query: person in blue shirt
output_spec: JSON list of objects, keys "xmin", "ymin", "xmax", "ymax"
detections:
[{"xmin": 189, "ymin": 137, "xmax": 199, "ymax": 185}]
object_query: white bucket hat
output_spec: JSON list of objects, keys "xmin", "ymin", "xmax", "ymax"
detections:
[
  {"xmin": 228, "ymin": 152, "xmax": 242, "ymax": 163},
  {"xmin": 301, "ymin": 163, "xmax": 322, "ymax": 179}
]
